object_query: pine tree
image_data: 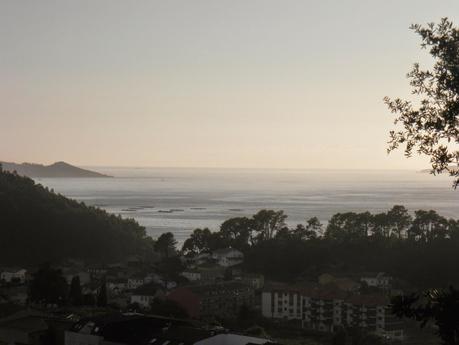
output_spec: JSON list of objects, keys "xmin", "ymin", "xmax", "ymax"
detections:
[
  {"xmin": 96, "ymin": 278, "xmax": 107, "ymax": 307},
  {"xmin": 69, "ymin": 276, "xmax": 82, "ymax": 306}
]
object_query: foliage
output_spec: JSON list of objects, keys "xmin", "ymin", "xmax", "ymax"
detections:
[
  {"xmin": 179, "ymin": 206, "xmax": 459, "ymax": 287},
  {"xmin": 384, "ymin": 18, "xmax": 459, "ymax": 187},
  {"xmin": 182, "ymin": 228, "xmax": 228, "ymax": 254},
  {"xmin": 68, "ymin": 276, "xmax": 82, "ymax": 306},
  {"xmin": 392, "ymin": 287, "xmax": 459, "ymax": 345},
  {"xmin": 0, "ymin": 169, "xmax": 155, "ymax": 264},
  {"xmin": 150, "ymin": 298, "xmax": 189, "ymax": 318},
  {"xmin": 251, "ymin": 210, "xmax": 287, "ymax": 243},
  {"xmin": 156, "ymin": 256, "xmax": 185, "ymax": 288},
  {"xmin": 96, "ymin": 278, "xmax": 107, "ymax": 307},
  {"xmin": 29, "ymin": 264, "xmax": 68, "ymax": 305},
  {"xmin": 154, "ymin": 232, "xmax": 177, "ymax": 258}
]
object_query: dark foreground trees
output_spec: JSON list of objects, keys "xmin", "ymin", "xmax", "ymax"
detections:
[
  {"xmin": 385, "ymin": 18, "xmax": 459, "ymax": 345},
  {"xmin": 29, "ymin": 264, "xmax": 68, "ymax": 305},
  {"xmin": 392, "ymin": 288, "xmax": 459, "ymax": 345},
  {"xmin": 385, "ymin": 18, "xmax": 459, "ymax": 188}
]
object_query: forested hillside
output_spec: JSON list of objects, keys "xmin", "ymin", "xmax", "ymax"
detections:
[{"xmin": 0, "ymin": 167, "xmax": 154, "ymax": 264}]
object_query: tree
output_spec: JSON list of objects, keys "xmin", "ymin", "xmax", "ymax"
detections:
[
  {"xmin": 274, "ymin": 226, "xmax": 293, "ymax": 241},
  {"xmin": 371, "ymin": 212, "xmax": 390, "ymax": 238},
  {"xmin": 384, "ymin": 19, "xmax": 459, "ymax": 344},
  {"xmin": 325, "ymin": 212, "xmax": 370, "ymax": 241},
  {"xmin": 182, "ymin": 228, "xmax": 228, "ymax": 254},
  {"xmin": 408, "ymin": 210, "xmax": 449, "ymax": 242},
  {"xmin": 220, "ymin": 217, "xmax": 253, "ymax": 250},
  {"xmin": 392, "ymin": 287, "xmax": 459, "ymax": 345},
  {"xmin": 251, "ymin": 210, "xmax": 287, "ymax": 243},
  {"xmin": 182, "ymin": 228, "xmax": 213, "ymax": 254},
  {"xmin": 96, "ymin": 278, "xmax": 107, "ymax": 307},
  {"xmin": 29, "ymin": 264, "xmax": 68, "ymax": 305},
  {"xmin": 385, "ymin": 18, "xmax": 459, "ymax": 187},
  {"xmin": 150, "ymin": 298, "xmax": 188, "ymax": 318},
  {"xmin": 68, "ymin": 276, "xmax": 82, "ymax": 306},
  {"xmin": 387, "ymin": 205, "xmax": 412, "ymax": 238},
  {"xmin": 157, "ymin": 257, "xmax": 184, "ymax": 289},
  {"xmin": 155, "ymin": 232, "xmax": 177, "ymax": 258},
  {"xmin": 306, "ymin": 216, "xmax": 323, "ymax": 238},
  {"xmin": 293, "ymin": 217, "xmax": 322, "ymax": 240}
]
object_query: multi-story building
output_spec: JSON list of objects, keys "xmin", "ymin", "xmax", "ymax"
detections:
[
  {"xmin": 168, "ymin": 281, "xmax": 255, "ymax": 319},
  {"xmin": 261, "ymin": 283, "xmax": 403, "ymax": 341}
]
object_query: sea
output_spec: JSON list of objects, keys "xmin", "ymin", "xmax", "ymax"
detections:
[{"xmin": 34, "ymin": 168, "xmax": 459, "ymax": 245}]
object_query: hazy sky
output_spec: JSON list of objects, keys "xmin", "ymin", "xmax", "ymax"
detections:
[{"xmin": 2, "ymin": 1, "xmax": 459, "ymax": 169}]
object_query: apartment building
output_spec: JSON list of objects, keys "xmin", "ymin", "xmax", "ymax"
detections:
[{"xmin": 261, "ymin": 283, "xmax": 403, "ymax": 341}]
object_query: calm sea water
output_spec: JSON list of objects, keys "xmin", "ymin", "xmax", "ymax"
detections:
[{"xmin": 35, "ymin": 168, "xmax": 459, "ymax": 244}]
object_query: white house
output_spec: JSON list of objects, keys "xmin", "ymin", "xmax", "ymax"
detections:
[
  {"xmin": 130, "ymin": 283, "xmax": 164, "ymax": 308},
  {"xmin": 212, "ymin": 248, "xmax": 244, "ymax": 267},
  {"xmin": 181, "ymin": 269, "xmax": 201, "ymax": 282},
  {"xmin": 107, "ymin": 279, "xmax": 128, "ymax": 294},
  {"xmin": 127, "ymin": 275, "xmax": 145, "ymax": 290},
  {"xmin": 360, "ymin": 272, "xmax": 392, "ymax": 289},
  {"xmin": 0, "ymin": 269, "xmax": 27, "ymax": 284}
]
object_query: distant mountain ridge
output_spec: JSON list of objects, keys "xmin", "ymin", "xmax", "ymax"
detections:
[{"xmin": 0, "ymin": 161, "xmax": 111, "ymax": 178}]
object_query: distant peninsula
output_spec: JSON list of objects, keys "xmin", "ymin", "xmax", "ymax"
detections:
[{"xmin": 0, "ymin": 161, "xmax": 112, "ymax": 178}]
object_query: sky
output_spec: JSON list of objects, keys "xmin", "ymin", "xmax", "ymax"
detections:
[{"xmin": 1, "ymin": 0, "xmax": 459, "ymax": 170}]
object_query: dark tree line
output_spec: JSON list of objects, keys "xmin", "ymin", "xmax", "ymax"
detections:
[
  {"xmin": 180, "ymin": 206, "xmax": 459, "ymax": 287},
  {"xmin": 0, "ymin": 168, "xmax": 156, "ymax": 264},
  {"xmin": 29, "ymin": 264, "xmax": 107, "ymax": 307}
]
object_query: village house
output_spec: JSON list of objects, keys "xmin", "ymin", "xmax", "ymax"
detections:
[
  {"xmin": 127, "ymin": 275, "xmax": 145, "ymax": 290},
  {"xmin": 182, "ymin": 268, "xmax": 202, "ymax": 282},
  {"xmin": 107, "ymin": 278, "xmax": 128, "ymax": 294},
  {"xmin": 0, "ymin": 268, "xmax": 27, "ymax": 284},
  {"xmin": 168, "ymin": 281, "xmax": 255, "ymax": 319},
  {"xmin": 189, "ymin": 252, "xmax": 213, "ymax": 266},
  {"xmin": 211, "ymin": 248, "xmax": 244, "ymax": 267},
  {"xmin": 130, "ymin": 283, "xmax": 164, "ymax": 308},
  {"xmin": 261, "ymin": 282, "xmax": 404, "ymax": 341},
  {"xmin": 360, "ymin": 272, "xmax": 392, "ymax": 290},
  {"xmin": 181, "ymin": 264, "xmax": 226, "ymax": 283}
]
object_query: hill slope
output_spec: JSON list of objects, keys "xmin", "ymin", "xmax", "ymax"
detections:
[
  {"xmin": 0, "ymin": 161, "xmax": 111, "ymax": 178},
  {"xmin": 0, "ymin": 168, "xmax": 154, "ymax": 265}
]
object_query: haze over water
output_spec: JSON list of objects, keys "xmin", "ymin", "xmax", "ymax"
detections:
[{"xmin": 36, "ymin": 168, "xmax": 459, "ymax": 244}]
